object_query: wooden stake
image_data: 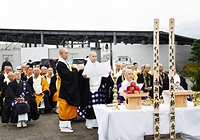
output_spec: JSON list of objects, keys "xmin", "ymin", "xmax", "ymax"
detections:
[
  {"xmin": 153, "ymin": 18, "xmax": 160, "ymax": 140},
  {"xmin": 169, "ymin": 18, "xmax": 176, "ymax": 138}
]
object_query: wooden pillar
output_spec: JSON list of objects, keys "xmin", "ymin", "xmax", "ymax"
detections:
[
  {"xmin": 169, "ymin": 18, "xmax": 176, "ymax": 138},
  {"xmin": 153, "ymin": 18, "xmax": 160, "ymax": 140}
]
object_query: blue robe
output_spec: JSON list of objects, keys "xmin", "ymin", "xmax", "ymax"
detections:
[{"xmin": 117, "ymin": 83, "xmax": 125, "ymax": 103}]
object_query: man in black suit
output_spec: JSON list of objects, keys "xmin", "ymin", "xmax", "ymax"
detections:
[{"xmin": 1, "ymin": 57, "xmax": 12, "ymax": 73}]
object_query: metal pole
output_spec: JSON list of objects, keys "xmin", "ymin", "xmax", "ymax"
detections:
[
  {"xmin": 113, "ymin": 32, "xmax": 117, "ymax": 45},
  {"xmin": 95, "ymin": 37, "xmax": 98, "ymax": 48},
  {"xmin": 110, "ymin": 43, "xmax": 113, "ymax": 70},
  {"xmin": 111, "ymin": 32, "xmax": 116, "ymax": 71},
  {"xmin": 71, "ymin": 41, "xmax": 73, "ymax": 48},
  {"xmin": 34, "ymin": 35, "xmax": 37, "ymax": 47},
  {"xmin": 41, "ymin": 31, "xmax": 44, "ymax": 47},
  {"xmin": 82, "ymin": 41, "xmax": 84, "ymax": 48}
]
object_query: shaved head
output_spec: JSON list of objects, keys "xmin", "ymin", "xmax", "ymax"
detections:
[
  {"xmin": 124, "ymin": 68, "xmax": 133, "ymax": 82},
  {"xmin": 59, "ymin": 48, "xmax": 68, "ymax": 55},
  {"xmin": 89, "ymin": 51, "xmax": 97, "ymax": 63},
  {"xmin": 59, "ymin": 48, "xmax": 69, "ymax": 60},
  {"xmin": 7, "ymin": 72, "xmax": 15, "ymax": 81}
]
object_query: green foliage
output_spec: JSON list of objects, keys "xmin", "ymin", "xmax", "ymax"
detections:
[
  {"xmin": 183, "ymin": 63, "xmax": 200, "ymax": 90},
  {"xmin": 188, "ymin": 39, "xmax": 200, "ymax": 65},
  {"xmin": 183, "ymin": 63, "xmax": 199, "ymax": 76},
  {"xmin": 191, "ymin": 68, "xmax": 200, "ymax": 91}
]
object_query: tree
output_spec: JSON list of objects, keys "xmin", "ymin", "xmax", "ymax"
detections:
[
  {"xmin": 191, "ymin": 69, "xmax": 200, "ymax": 91},
  {"xmin": 188, "ymin": 39, "xmax": 200, "ymax": 66}
]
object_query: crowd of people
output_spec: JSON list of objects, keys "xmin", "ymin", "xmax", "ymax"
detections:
[
  {"xmin": 116, "ymin": 62, "xmax": 188, "ymax": 102},
  {"xmin": 0, "ymin": 50, "xmax": 188, "ymax": 133}
]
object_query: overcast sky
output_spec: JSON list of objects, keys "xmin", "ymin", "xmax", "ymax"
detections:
[{"xmin": 1, "ymin": 0, "xmax": 200, "ymax": 37}]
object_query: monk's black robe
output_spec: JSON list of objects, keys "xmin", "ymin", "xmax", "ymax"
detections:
[
  {"xmin": 137, "ymin": 73, "xmax": 154, "ymax": 98},
  {"xmin": 56, "ymin": 61, "xmax": 80, "ymax": 107},
  {"xmin": 2, "ymin": 80, "xmax": 39, "ymax": 123},
  {"xmin": 49, "ymin": 75, "xmax": 57, "ymax": 108},
  {"xmin": 0, "ymin": 74, "xmax": 5, "ymax": 94},
  {"xmin": 0, "ymin": 81, "xmax": 8, "ymax": 116},
  {"xmin": 78, "ymin": 74, "xmax": 114, "ymax": 119},
  {"xmin": 163, "ymin": 76, "xmax": 188, "ymax": 90},
  {"xmin": 101, "ymin": 75, "xmax": 114, "ymax": 104},
  {"xmin": 116, "ymin": 74, "xmax": 125, "ymax": 87},
  {"xmin": 78, "ymin": 69, "xmax": 90, "ymax": 111},
  {"xmin": 159, "ymin": 72, "xmax": 168, "ymax": 96}
]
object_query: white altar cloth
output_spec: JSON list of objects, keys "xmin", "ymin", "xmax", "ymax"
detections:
[{"xmin": 94, "ymin": 102, "xmax": 200, "ymax": 140}]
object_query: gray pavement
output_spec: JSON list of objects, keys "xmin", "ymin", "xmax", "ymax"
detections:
[
  {"xmin": 0, "ymin": 113, "xmax": 185, "ymax": 140},
  {"xmin": 0, "ymin": 112, "xmax": 184, "ymax": 140},
  {"xmin": 0, "ymin": 113, "xmax": 98, "ymax": 140}
]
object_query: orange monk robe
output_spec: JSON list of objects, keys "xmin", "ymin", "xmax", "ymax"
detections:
[
  {"xmin": 46, "ymin": 73, "xmax": 53, "ymax": 83},
  {"xmin": 26, "ymin": 73, "xmax": 32, "ymax": 77},
  {"xmin": 35, "ymin": 76, "xmax": 50, "ymax": 107},
  {"xmin": 56, "ymin": 73, "xmax": 77, "ymax": 120},
  {"xmin": 149, "ymin": 71, "xmax": 154, "ymax": 76},
  {"xmin": 19, "ymin": 69, "xmax": 23, "ymax": 73},
  {"xmin": 133, "ymin": 71, "xmax": 139, "ymax": 81},
  {"xmin": 58, "ymin": 98, "xmax": 77, "ymax": 120}
]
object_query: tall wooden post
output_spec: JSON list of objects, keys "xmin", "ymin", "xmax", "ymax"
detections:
[
  {"xmin": 153, "ymin": 18, "xmax": 160, "ymax": 140},
  {"xmin": 169, "ymin": 18, "xmax": 176, "ymax": 138}
]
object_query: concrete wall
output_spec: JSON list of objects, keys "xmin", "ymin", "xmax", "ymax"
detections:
[
  {"xmin": 0, "ymin": 47, "xmax": 91, "ymax": 70},
  {"xmin": 176, "ymin": 45, "xmax": 192, "ymax": 71},
  {"xmin": 0, "ymin": 50, "xmax": 21, "ymax": 70},
  {"xmin": 21, "ymin": 47, "xmax": 49, "ymax": 62},
  {"xmin": 0, "ymin": 44, "xmax": 192, "ymax": 72},
  {"xmin": 49, "ymin": 48, "xmax": 91, "ymax": 63},
  {"xmin": 113, "ymin": 44, "xmax": 192, "ymax": 71}
]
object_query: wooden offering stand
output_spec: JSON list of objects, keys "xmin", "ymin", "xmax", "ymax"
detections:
[
  {"xmin": 120, "ymin": 92, "xmax": 148, "ymax": 110},
  {"xmin": 164, "ymin": 91, "xmax": 193, "ymax": 107}
]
